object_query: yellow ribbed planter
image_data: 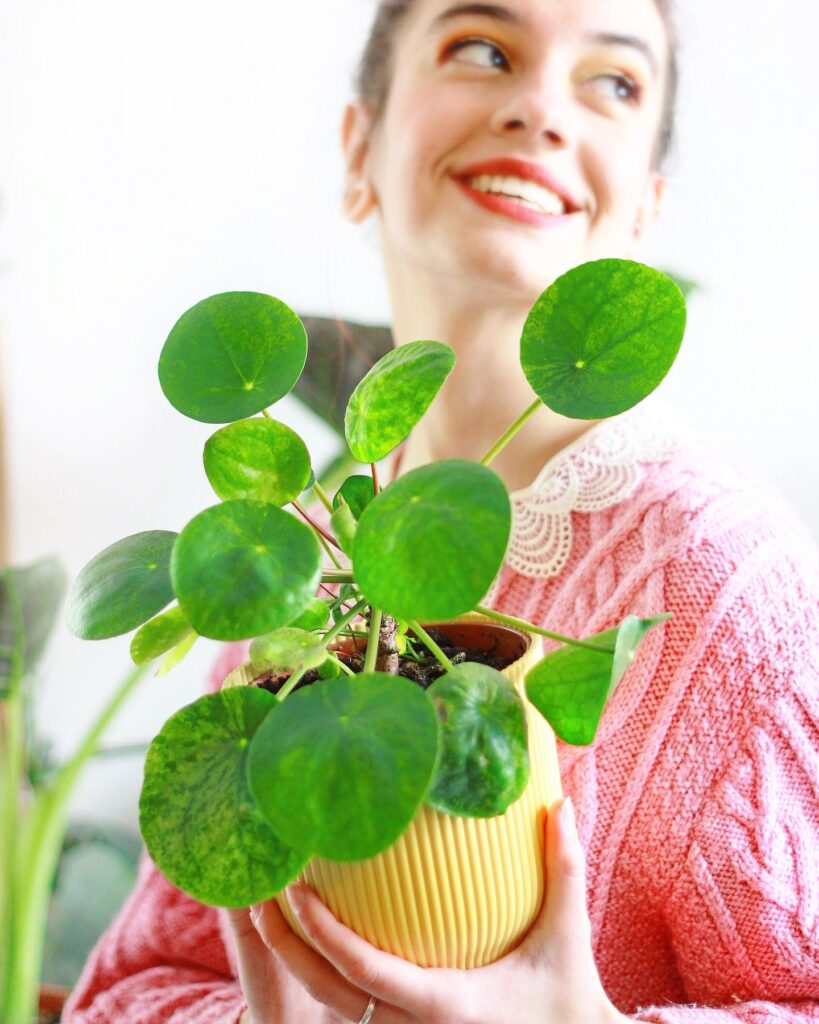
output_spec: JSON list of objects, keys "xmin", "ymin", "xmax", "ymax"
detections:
[{"xmin": 221, "ymin": 613, "xmax": 563, "ymax": 968}]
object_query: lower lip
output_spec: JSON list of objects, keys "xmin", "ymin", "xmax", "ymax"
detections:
[{"xmin": 454, "ymin": 178, "xmax": 577, "ymax": 228}]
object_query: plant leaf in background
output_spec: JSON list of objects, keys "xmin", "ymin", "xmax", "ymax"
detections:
[
  {"xmin": 247, "ymin": 673, "xmax": 440, "ymax": 862},
  {"xmin": 203, "ymin": 418, "xmax": 312, "ymax": 506},
  {"xmin": 525, "ymin": 614, "xmax": 670, "ymax": 745},
  {"xmin": 249, "ymin": 627, "xmax": 328, "ymax": 674},
  {"xmin": 345, "ymin": 340, "xmax": 456, "ymax": 463},
  {"xmin": 171, "ymin": 501, "xmax": 322, "ymax": 641},
  {"xmin": 353, "ymin": 461, "xmax": 511, "ymax": 621},
  {"xmin": 67, "ymin": 532, "xmax": 177, "ymax": 641},
  {"xmin": 159, "ymin": 292, "xmax": 307, "ymax": 424},
  {"xmin": 426, "ymin": 663, "xmax": 529, "ymax": 818},
  {"xmin": 332, "ymin": 475, "xmax": 375, "ymax": 520},
  {"xmin": 329, "ymin": 501, "xmax": 357, "ymax": 556},
  {"xmin": 286, "ymin": 598, "xmax": 331, "ymax": 632},
  {"xmin": 521, "ymin": 258, "xmax": 687, "ymax": 419},
  {"xmin": 0, "ymin": 558, "xmax": 66, "ymax": 695},
  {"xmin": 130, "ymin": 606, "xmax": 192, "ymax": 666},
  {"xmin": 141, "ymin": 688, "xmax": 308, "ymax": 906}
]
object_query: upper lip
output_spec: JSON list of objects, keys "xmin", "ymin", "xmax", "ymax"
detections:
[{"xmin": 454, "ymin": 157, "xmax": 582, "ymax": 213}]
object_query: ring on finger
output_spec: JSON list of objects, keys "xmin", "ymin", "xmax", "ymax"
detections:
[{"xmin": 358, "ymin": 995, "xmax": 377, "ymax": 1024}]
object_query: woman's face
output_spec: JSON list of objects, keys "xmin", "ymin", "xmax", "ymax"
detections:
[{"xmin": 344, "ymin": 0, "xmax": 670, "ymax": 302}]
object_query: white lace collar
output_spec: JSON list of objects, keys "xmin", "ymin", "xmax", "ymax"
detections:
[{"xmin": 497, "ymin": 400, "xmax": 683, "ymax": 585}]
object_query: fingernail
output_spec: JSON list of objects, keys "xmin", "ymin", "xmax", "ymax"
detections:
[
  {"xmin": 286, "ymin": 884, "xmax": 305, "ymax": 915},
  {"xmin": 560, "ymin": 796, "xmax": 576, "ymax": 831}
]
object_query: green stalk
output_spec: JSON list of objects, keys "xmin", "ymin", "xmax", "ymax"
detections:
[
  {"xmin": 323, "ymin": 599, "xmax": 367, "ymax": 648},
  {"xmin": 3, "ymin": 661, "xmax": 148, "ymax": 1024},
  {"xmin": 323, "ymin": 653, "xmax": 355, "ymax": 677},
  {"xmin": 480, "ymin": 399, "xmax": 542, "ymax": 467},
  {"xmin": 0, "ymin": 580, "xmax": 26, "ymax": 1024},
  {"xmin": 311, "ymin": 482, "xmax": 334, "ymax": 515},
  {"xmin": 317, "ymin": 531, "xmax": 343, "ymax": 571},
  {"xmin": 276, "ymin": 668, "xmax": 306, "ymax": 702},
  {"xmin": 364, "ymin": 608, "xmax": 382, "ymax": 674},
  {"xmin": 407, "ymin": 621, "xmax": 454, "ymax": 672},
  {"xmin": 321, "ymin": 571, "xmax": 354, "ymax": 584},
  {"xmin": 474, "ymin": 605, "xmax": 615, "ymax": 654}
]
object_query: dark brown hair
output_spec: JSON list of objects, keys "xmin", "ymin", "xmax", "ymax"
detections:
[{"xmin": 355, "ymin": 0, "xmax": 679, "ymax": 171}]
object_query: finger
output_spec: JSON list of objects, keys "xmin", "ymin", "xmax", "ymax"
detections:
[
  {"xmin": 539, "ymin": 797, "xmax": 592, "ymax": 946},
  {"xmin": 254, "ymin": 897, "xmax": 407, "ymax": 1024},
  {"xmin": 286, "ymin": 882, "xmax": 448, "ymax": 1019}
]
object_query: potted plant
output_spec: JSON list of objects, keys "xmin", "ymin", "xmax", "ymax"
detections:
[
  {"xmin": 0, "ymin": 558, "xmax": 148, "ymax": 1024},
  {"xmin": 66, "ymin": 257, "xmax": 686, "ymax": 970}
]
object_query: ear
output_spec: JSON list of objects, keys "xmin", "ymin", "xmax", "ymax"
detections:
[
  {"xmin": 341, "ymin": 99, "xmax": 378, "ymax": 223},
  {"xmin": 632, "ymin": 171, "xmax": 667, "ymax": 243}
]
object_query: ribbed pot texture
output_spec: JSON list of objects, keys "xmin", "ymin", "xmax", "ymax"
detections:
[{"xmin": 221, "ymin": 613, "xmax": 563, "ymax": 968}]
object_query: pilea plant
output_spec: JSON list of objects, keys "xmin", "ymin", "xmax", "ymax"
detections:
[{"xmin": 67, "ymin": 258, "xmax": 686, "ymax": 910}]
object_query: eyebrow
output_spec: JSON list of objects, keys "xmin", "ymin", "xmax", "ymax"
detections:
[{"xmin": 428, "ymin": 4, "xmax": 659, "ymax": 78}]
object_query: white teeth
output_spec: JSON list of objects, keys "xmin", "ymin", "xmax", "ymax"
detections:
[{"xmin": 467, "ymin": 174, "xmax": 567, "ymax": 215}]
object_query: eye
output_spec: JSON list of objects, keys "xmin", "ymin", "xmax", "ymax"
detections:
[
  {"xmin": 444, "ymin": 38, "xmax": 509, "ymax": 70},
  {"xmin": 587, "ymin": 72, "xmax": 642, "ymax": 105}
]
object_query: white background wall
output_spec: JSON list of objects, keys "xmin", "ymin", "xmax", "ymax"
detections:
[{"xmin": 1, "ymin": 0, "xmax": 817, "ymax": 832}]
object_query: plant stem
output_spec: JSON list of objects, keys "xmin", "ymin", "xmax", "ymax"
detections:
[
  {"xmin": 276, "ymin": 667, "xmax": 306, "ymax": 702},
  {"xmin": 364, "ymin": 608, "xmax": 382, "ymax": 674},
  {"xmin": 316, "ymin": 531, "xmax": 343, "ymax": 570},
  {"xmin": 473, "ymin": 605, "xmax": 615, "ymax": 653},
  {"xmin": 321, "ymin": 571, "xmax": 354, "ymax": 584},
  {"xmin": 480, "ymin": 398, "xmax": 542, "ymax": 467},
  {"xmin": 4, "ymin": 661, "xmax": 148, "ymax": 1024},
  {"xmin": 323, "ymin": 599, "xmax": 368, "ymax": 648},
  {"xmin": 291, "ymin": 501, "xmax": 343, "ymax": 551},
  {"xmin": 261, "ymin": 409, "xmax": 274, "ymax": 420},
  {"xmin": 312, "ymin": 481, "xmax": 334, "ymax": 515},
  {"xmin": 371, "ymin": 462, "xmax": 380, "ymax": 496},
  {"xmin": 323, "ymin": 653, "xmax": 355, "ymax": 677},
  {"xmin": 407, "ymin": 621, "xmax": 454, "ymax": 672}
]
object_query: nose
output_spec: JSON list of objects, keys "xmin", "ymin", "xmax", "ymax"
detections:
[{"xmin": 489, "ymin": 74, "xmax": 569, "ymax": 146}]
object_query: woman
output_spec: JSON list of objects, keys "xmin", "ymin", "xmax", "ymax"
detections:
[{"xmin": 64, "ymin": 0, "xmax": 819, "ymax": 1021}]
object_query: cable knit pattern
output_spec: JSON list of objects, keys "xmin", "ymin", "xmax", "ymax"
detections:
[{"xmin": 63, "ymin": 413, "xmax": 819, "ymax": 1023}]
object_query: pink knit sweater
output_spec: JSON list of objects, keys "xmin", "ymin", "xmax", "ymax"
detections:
[{"xmin": 64, "ymin": 409, "xmax": 819, "ymax": 1022}]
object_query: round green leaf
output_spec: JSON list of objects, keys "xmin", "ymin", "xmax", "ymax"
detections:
[
  {"xmin": 159, "ymin": 292, "xmax": 308, "ymax": 423},
  {"xmin": 287, "ymin": 597, "xmax": 331, "ymax": 632},
  {"xmin": 67, "ymin": 531, "xmax": 177, "ymax": 640},
  {"xmin": 332, "ymin": 475, "xmax": 375, "ymax": 520},
  {"xmin": 157, "ymin": 629, "xmax": 198, "ymax": 676},
  {"xmin": 525, "ymin": 630, "xmax": 617, "ymax": 746},
  {"xmin": 249, "ymin": 627, "xmax": 328, "ymax": 673},
  {"xmin": 520, "ymin": 259, "xmax": 686, "ymax": 418},
  {"xmin": 130, "ymin": 606, "xmax": 192, "ymax": 665},
  {"xmin": 247, "ymin": 673, "xmax": 440, "ymax": 861},
  {"xmin": 353, "ymin": 461, "xmax": 510, "ymax": 621},
  {"xmin": 172, "ymin": 501, "xmax": 322, "ymax": 640},
  {"xmin": 524, "ymin": 615, "xmax": 669, "ymax": 747},
  {"xmin": 140, "ymin": 688, "xmax": 308, "ymax": 907},
  {"xmin": 330, "ymin": 501, "xmax": 357, "ymax": 556},
  {"xmin": 204, "ymin": 418, "xmax": 312, "ymax": 506},
  {"xmin": 426, "ymin": 663, "xmax": 529, "ymax": 818},
  {"xmin": 345, "ymin": 341, "xmax": 456, "ymax": 462}
]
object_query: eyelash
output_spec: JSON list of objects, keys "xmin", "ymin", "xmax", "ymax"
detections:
[{"xmin": 442, "ymin": 37, "xmax": 643, "ymax": 107}]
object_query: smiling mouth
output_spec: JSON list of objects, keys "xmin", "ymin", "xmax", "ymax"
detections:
[{"xmin": 463, "ymin": 173, "xmax": 568, "ymax": 215}]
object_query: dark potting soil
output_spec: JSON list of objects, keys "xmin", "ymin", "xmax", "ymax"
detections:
[
  {"xmin": 38, "ymin": 1014, "xmax": 60, "ymax": 1024},
  {"xmin": 256, "ymin": 628, "xmax": 515, "ymax": 697}
]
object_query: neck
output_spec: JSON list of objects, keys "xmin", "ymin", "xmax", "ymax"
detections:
[{"xmin": 385, "ymin": 262, "xmax": 600, "ymax": 492}]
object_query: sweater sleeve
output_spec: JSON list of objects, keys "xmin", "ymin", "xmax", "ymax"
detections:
[
  {"xmin": 632, "ymin": 657, "xmax": 819, "ymax": 1022},
  {"xmin": 62, "ymin": 855, "xmax": 245, "ymax": 1024}
]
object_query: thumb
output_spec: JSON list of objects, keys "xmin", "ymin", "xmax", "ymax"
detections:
[{"xmin": 531, "ymin": 797, "xmax": 593, "ymax": 948}]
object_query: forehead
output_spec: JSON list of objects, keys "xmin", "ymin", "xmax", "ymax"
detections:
[{"xmin": 402, "ymin": 0, "xmax": 669, "ymax": 62}]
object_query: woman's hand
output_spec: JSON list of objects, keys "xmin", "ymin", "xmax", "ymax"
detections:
[
  {"xmin": 224, "ymin": 903, "xmax": 334, "ymax": 1024},
  {"xmin": 251, "ymin": 796, "xmax": 629, "ymax": 1024}
]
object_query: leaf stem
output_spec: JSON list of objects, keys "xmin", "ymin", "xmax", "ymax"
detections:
[
  {"xmin": 364, "ymin": 608, "xmax": 382, "ymax": 673},
  {"xmin": 316, "ymin": 531, "xmax": 343, "ymax": 570},
  {"xmin": 323, "ymin": 599, "xmax": 368, "ymax": 647},
  {"xmin": 276, "ymin": 667, "xmax": 306, "ymax": 702},
  {"xmin": 312, "ymin": 481, "xmax": 334, "ymax": 515},
  {"xmin": 407, "ymin": 620, "xmax": 454, "ymax": 672},
  {"xmin": 324, "ymin": 653, "xmax": 355, "ymax": 677},
  {"xmin": 473, "ymin": 605, "xmax": 616, "ymax": 654},
  {"xmin": 291, "ymin": 501, "xmax": 343, "ymax": 551},
  {"xmin": 321, "ymin": 571, "xmax": 354, "ymax": 584},
  {"xmin": 371, "ymin": 462, "xmax": 381, "ymax": 496},
  {"xmin": 480, "ymin": 398, "xmax": 542, "ymax": 467}
]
